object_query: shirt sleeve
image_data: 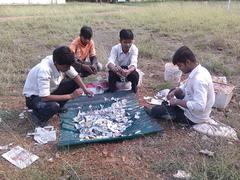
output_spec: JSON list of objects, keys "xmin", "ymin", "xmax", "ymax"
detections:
[
  {"xmin": 128, "ymin": 45, "xmax": 138, "ymax": 69},
  {"xmin": 106, "ymin": 46, "xmax": 117, "ymax": 69},
  {"xmin": 89, "ymin": 40, "xmax": 96, "ymax": 57},
  {"xmin": 186, "ymin": 80, "xmax": 208, "ymax": 113},
  {"xmin": 65, "ymin": 66, "xmax": 78, "ymax": 79},
  {"xmin": 69, "ymin": 37, "xmax": 79, "ymax": 54},
  {"xmin": 38, "ymin": 69, "xmax": 51, "ymax": 97}
]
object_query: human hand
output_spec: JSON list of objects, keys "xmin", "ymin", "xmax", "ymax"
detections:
[
  {"xmin": 169, "ymin": 98, "xmax": 178, "ymax": 106},
  {"xmin": 167, "ymin": 90, "xmax": 175, "ymax": 100},
  {"xmin": 90, "ymin": 65, "xmax": 97, "ymax": 74},
  {"xmin": 121, "ymin": 69, "xmax": 131, "ymax": 77},
  {"xmin": 82, "ymin": 64, "xmax": 95, "ymax": 74},
  {"xmin": 114, "ymin": 65, "xmax": 124, "ymax": 76},
  {"xmin": 84, "ymin": 89, "xmax": 94, "ymax": 97},
  {"xmin": 70, "ymin": 88, "xmax": 84, "ymax": 99}
]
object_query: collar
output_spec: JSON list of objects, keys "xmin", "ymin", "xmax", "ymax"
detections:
[
  {"xmin": 189, "ymin": 64, "xmax": 201, "ymax": 79},
  {"xmin": 48, "ymin": 55, "xmax": 61, "ymax": 78},
  {"xmin": 78, "ymin": 37, "xmax": 90, "ymax": 47},
  {"xmin": 119, "ymin": 43, "xmax": 131, "ymax": 54}
]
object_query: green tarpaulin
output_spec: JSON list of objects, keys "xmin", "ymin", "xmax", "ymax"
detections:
[{"xmin": 58, "ymin": 91, "xmax": 163, "ymax": 147}]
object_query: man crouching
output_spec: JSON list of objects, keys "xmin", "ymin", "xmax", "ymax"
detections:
[{"xmin": 23, "ymin": 46, "xmax": 93, "ymax": 127}]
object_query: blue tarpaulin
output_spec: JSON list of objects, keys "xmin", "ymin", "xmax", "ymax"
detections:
[{"xmin": 58, "ymin": 91, "xmax": 163, "ymax": 147}]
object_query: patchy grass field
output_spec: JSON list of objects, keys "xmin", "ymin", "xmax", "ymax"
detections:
[{"xmin": 0, "ymin": 1, "xmax": 240, "ymax": 179}]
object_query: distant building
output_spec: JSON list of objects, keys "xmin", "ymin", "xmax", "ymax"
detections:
[{"xmin": 0, "ymin": 0, "xmax": 65, "ymax": 5}]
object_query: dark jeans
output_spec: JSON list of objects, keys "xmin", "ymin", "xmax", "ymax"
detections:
[
  {"xmin": 108, "ymin": 66, "xmax": 139, "ymax": 93},
  {"xmin": 150, "ymin": 102, "xmax": 196, "ymax": 126},
  {"xmin": 25, "ymin": 79, "xmax": 78, "ymax": 122}
]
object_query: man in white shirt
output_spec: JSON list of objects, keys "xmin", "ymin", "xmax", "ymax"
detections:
[
  {"xmin": 23, "ymin": 46, "xmax": 93, "ymax": 126},
  {"xmin": 144, "ymin": 46, "xmax": 215, "ymax": 125},
  {"xmin": 106, "ymin": 29, "xmax": 139, "ymax": 93}
]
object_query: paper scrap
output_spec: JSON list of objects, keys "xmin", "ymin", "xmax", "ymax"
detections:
[
  {"xmin": 0, "ymin": 143, "xmax": 13, "ymax": 150},
  {"xmin": 199, "ymin": 149, "xmax": 214, "ymax": 157},
  {"xmin": 2, "ymin": 146, "xmax": 39, "ymax": 169},
  {"xmin": 146, "ymin": 98, "xmax": 163, "ymax": 105},
  {"xmin": 27, "ymin": 126, "xmax": 56, "ymax": 144},
  {"xmin": 173, "ymin": 170, "xmax": 191, "ymax": 179}
]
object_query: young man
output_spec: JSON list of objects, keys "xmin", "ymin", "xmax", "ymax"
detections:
[
  {"xmin": 145, "ymin": 46, "xmax": 215, "ymax": 125},
  {"xmin": 69, "ymin": 26, "xmax": 102, "ymax": 77},
  {"xmin": 106, "ymin": 29, "xmax": 139, "ymax": 93},
  {"xmin": 23, "ymin": 46, "xmax": 93, "ymax": 127}
]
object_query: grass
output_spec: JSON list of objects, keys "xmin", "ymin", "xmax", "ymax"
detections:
[
  {"xmin": 1, "ymin": 2, "xmax": 240, "ymax": 95},
  {"xmin": 0, "ymin": 1, "xmax": 240, "ymax": 179},
  {"xmin": 152, "ymin": 137, "xmax": 240, "ymax": 180}
]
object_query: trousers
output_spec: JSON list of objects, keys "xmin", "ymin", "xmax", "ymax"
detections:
[
  {"xmin": 25, "ymin": 79, "xmax": 78, "ymax": 122},
  {"xmin": 108, "ymin": 66, "xmax": 139, "ymax": 93}
]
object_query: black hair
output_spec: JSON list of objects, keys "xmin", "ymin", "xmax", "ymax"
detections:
[
  {"xmin": 119, "ymin": 29, "xmax": 134, "ymax": 40},
  {"xmin": 80, "ymin": 26, "xmax": 93, "ymax": 40},
  {"xmin": 172, "ymin": 46, "xmax": 196, "ymax": 65},
  {"xmin": 53, "ymin": 46, "xmax": 75, "ymax": 65}
]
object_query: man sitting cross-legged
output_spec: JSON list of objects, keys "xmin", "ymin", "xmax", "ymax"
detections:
[
  {"xmin": 144, "ymin": 46, "xmax": 215, "ymax": 126},
  {"xmin": 106, "ymin": 29, "xmax": 139, "ymax": 93}
]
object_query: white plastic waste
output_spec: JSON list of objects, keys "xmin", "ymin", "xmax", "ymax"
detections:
[
  {"xmin": 173, "ymin": 170, "xmax": 191, "ymax": 179},
  {"xmin": 27, "ymin": 126, "xmax": 56, "ymax": 144},
  {"xmin": 136, "ymin": 69, "xmax": 145, "ymax": 87},
  {"xmin": 164, "ymin": 63, "xmax": 182, "ymax": 86},
  {"xmin": 193, "ymin": 118, "xmax": 238, "ymax": 141},
  {"xmin": 199, "ymin": 149, "xmax": 214, "ymax": 157}
]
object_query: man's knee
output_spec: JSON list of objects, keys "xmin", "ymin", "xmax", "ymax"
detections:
[
  {"xmin": 48, "ymin": 102, "xmax": 61, "ymax": 113},
  {"xmin": 128, "ymin": 71, "xmax": 139, "ymax": 82},
  {"xmin": 37, "ymin": 101, "xmax": 60, "ymax": 114},
  {"xmin": 151, "ymin": 105, "xmax": 172, "ymax": 120}
]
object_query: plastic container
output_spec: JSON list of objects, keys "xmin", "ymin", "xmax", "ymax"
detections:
[
  {"xmin": 164, "ymin": 63, "xmax": 182, "ymax": 86},
  {"xmin": 213, "ymin": 82, "xmax": 235, "ymax": 109}
]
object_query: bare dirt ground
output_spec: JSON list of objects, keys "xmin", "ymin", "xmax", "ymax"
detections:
[{"xmin": 0, "ymin": 12, "xmax": 240, "ymax": 180}]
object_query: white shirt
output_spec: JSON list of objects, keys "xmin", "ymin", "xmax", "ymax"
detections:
[
  {"xmin": 23, "ymin": 55, "xmax": 78, "ymax": 97},
  {"xmin": 106, "ymin": 43, "xmax": 138, "ymax": 69},
  {"xmin": 180, "ymin": 64, "xmax": 215, "ymax": 123}
]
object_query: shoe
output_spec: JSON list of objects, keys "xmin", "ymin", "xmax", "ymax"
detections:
[
  {"xmin": 132, "ymin": 86, "xmax": 138, "ymax": 93},
  {"xmin": 144, "ymin": 106, "xmax": 152, "ymax": 116}
]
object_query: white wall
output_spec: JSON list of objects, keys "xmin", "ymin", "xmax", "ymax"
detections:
[{"xmin": 0, "ymin": 0, "xmax": 66, "ymax": 4}]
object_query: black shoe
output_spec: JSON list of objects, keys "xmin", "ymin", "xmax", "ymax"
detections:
[
  {"xmin": 132, "ymin": 86, "xmax": 138, "ymax": 93},
  {"xmin": 144, "ymin": 106, "xmax": 152, "ymax": 116}
]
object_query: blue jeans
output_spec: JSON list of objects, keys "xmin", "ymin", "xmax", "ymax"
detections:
[{"xmin": 25, "ymin": 79, "xmax": 78, "ymax": 122}]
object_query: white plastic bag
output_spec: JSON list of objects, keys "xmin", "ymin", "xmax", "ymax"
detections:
[
  {"xmin": 193, "ymin": 118, "xmax": 238, "ymax": 141},
  {"xmin": 164, "ymin": 63, "xmax": 182, "ymax": 86}
]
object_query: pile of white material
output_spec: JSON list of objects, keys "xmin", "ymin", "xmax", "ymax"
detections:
[
  {"xmin": 193, "ymin": 118, "xmax": 239, "ymax": 141},
  {"xmin": 73, "ymin": 99, "xmax": 133, "ymax": 140}
]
